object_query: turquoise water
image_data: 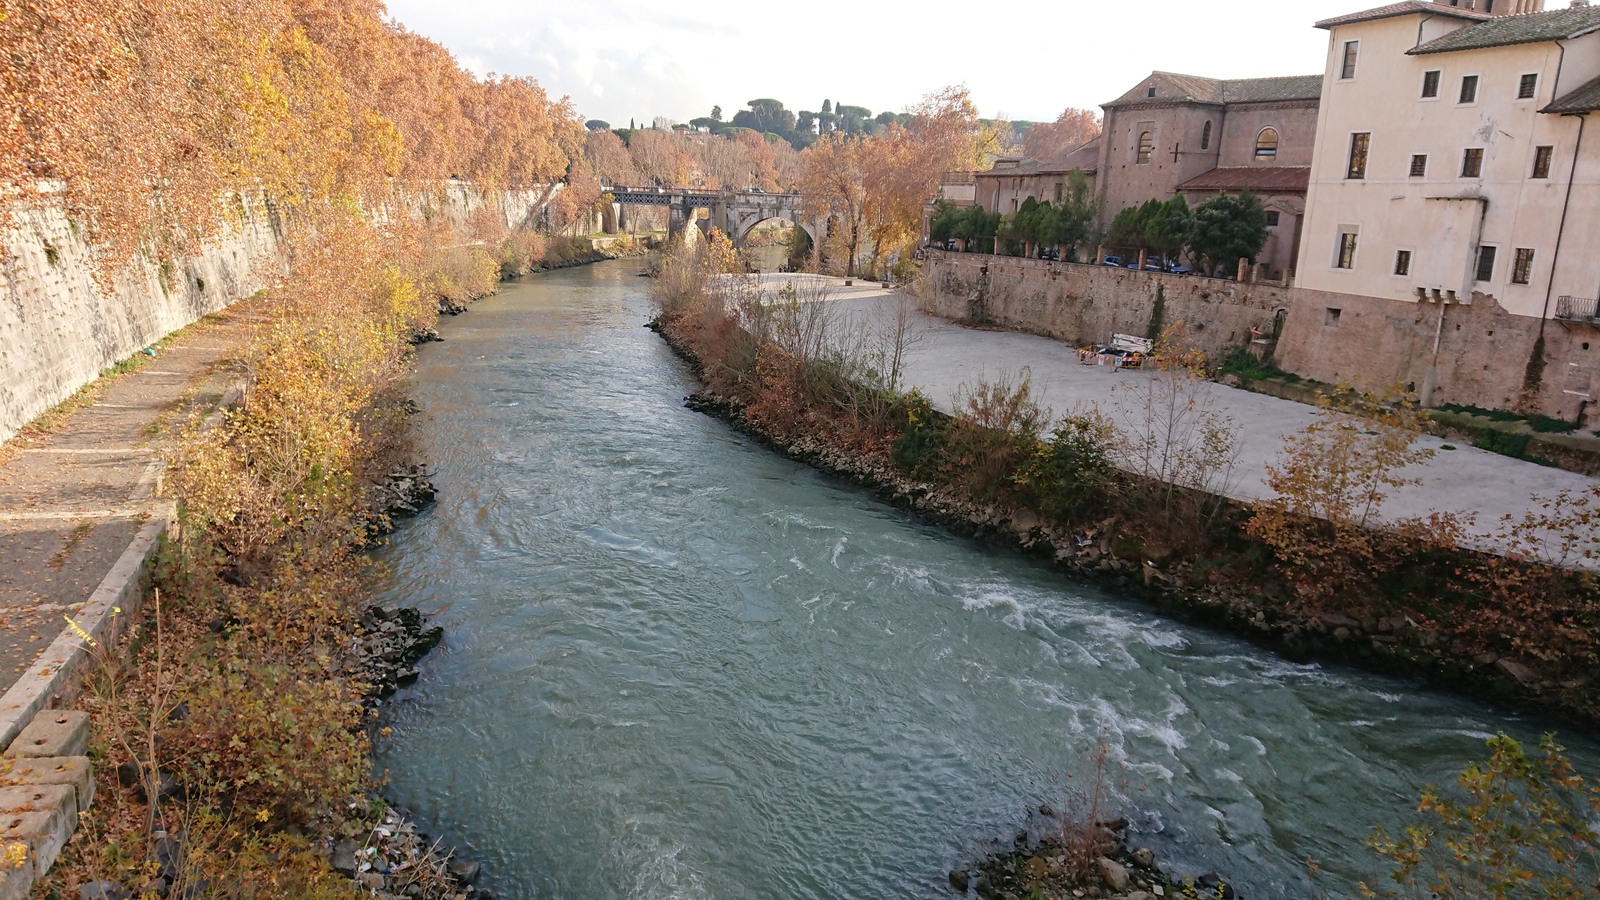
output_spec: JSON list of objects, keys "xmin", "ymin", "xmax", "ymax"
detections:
[{"xmin": 373, "ymin": 261, "xmax": 1598, "ymax": 899}]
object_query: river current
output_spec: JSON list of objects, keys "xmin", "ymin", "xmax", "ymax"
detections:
[{"xmin": 374, "ymin": 260, "xmax": 1599, "ymax": 899}]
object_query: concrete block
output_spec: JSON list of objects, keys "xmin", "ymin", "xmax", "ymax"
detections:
[
  {"xmin": 0, "ymin": 783, "xmax": 77, "ymax": 879},
  {"xmin": 0, "ymin": 847, "xmax": 30, "ymax": 900},
  {"xmin": 4, "ymin": 712, "xmax": 88, "ymax": 759},
  {"xmin": 1, "ymin": 757, "xmax": 93, "ymax": 811}
]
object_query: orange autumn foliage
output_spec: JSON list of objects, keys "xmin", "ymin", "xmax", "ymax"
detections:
[{"xmin": 0, "ymin": 0, "xmax": 583, "ymax": 269}]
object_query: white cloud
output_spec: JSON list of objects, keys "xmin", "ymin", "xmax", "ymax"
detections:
[{"xmin": 384, "ymin": 0, "xmax": 1370, "ymax": 125}]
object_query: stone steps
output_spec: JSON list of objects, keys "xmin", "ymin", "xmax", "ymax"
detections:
[{"xmin": 1, "ymin": 710, "xmax": 92, "ymax": 900}]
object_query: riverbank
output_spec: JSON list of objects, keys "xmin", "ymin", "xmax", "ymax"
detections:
[
  {"xmin": 646, "ymin": 241, "xmax": 1599, "ymax": 736},
  {"xmin": 11, "ymin": 213, "xmax": 619, "ymax": 897},
  {"xmin": 659, "ymin": 340, "xmax": 1599, "ymax": 734}
]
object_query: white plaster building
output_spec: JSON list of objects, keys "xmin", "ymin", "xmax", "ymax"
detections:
[
  {"xmin": 1274, "ymin": 0, "xmax": 1600, "ymax": 420},
  {"xmin": 1298, "ymin": 0, "xmax": 1600, "ymax": 320}
]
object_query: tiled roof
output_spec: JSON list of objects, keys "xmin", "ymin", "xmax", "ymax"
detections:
[
  {"xmin": 1544, "ymin": 73, "xmax": 1600, "ymax": 113},
  {"xmin": 976, "ymin": 139, "xmax": 1103, "ymax": 178},
  {"xmin": 1410, "ymin": 6, "xmax": 1600, "ymax": 54},
  {"xmin": 1054, "ymin": 138, "xmax": 1102, "ymax": 174},
  {"xmin": 1177, "ymin": 167, "xmax": 1312, "ymax": 193},
  {"xmin": 1105, "ymin": 72, "xmax": 1321, "ymax": 109},
  {"xmin": 1223, "ymin": 75, "xmax": 1324, "ymax": 103},
  {"xmin": 1316, "ymin": 1, "xmax": 1491, "ymax": 29},
  {"xmin": 978, "ymin": 158, "xmax": 1051, "ymax": 177}
]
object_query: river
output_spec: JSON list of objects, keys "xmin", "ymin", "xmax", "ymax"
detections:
[{"xmin": 373, "ymin": 260, "xmax": 1599, "ymax": 899}]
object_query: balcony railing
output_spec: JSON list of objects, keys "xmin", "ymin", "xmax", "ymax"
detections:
[{"xmin": 1555, "ymin": 295, "xmax": 1599, "ymax": 324}]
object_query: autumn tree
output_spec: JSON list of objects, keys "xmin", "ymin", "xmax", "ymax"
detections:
[
  {"xmin": 802, "ymin": 134, "xmax": 867, "ymax": 275},
  {"xmin": 1023, "ymin": 108, "xmax": 1102, "ymax": 165}
]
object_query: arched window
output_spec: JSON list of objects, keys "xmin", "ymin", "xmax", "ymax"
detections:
[
  {"xmin": 1201, "ymin": 121, "xmax": 1212, "ymax": 151},
  {"xmin": 1136, "ymin": 132, "xmax": 1153, "ymax": 164},
  {"xmin": 1255, "ymin": 127, "xmax": 1280, "ymax": 158}
]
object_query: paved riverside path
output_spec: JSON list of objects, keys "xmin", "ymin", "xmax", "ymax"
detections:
[
  {"xmin": 0, "ymin": 308, "xmax": 251, "ymax": 695},
  {"xmin": 747, "ymin": 273, "xmax": 1599, "ymax": 551}
]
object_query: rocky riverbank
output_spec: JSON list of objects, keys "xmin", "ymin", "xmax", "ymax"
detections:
[
  {"xmin": 953, "ymin": 809, "xmax": 1232, "ymax": 900},
  {"xmin": 332, "ymin": 604, "xmax": 490, "ymax": 900}
]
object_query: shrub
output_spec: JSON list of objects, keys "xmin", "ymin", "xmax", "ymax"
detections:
[
  {"xmin": 1246, "ymin": 384, "xmax": 1466, "ymax": 607},
  {"xmin": 945, "ymin": 369, "xmax": 1052, "ymax": 500},
  {"xmin": 1364, "ymin": 733, "xmax": 1600, "ymax": 899},
  {"xmin": 1107, "ymin": 330, "xmax": 1240, "ymax": 545},
  {"xmin": 890, "ymin": 390, "xmax": 948, "ymax": 478},
  {"xmin": 1013, "ymin": 412, "xmax": 1116, "ymax": 521}
]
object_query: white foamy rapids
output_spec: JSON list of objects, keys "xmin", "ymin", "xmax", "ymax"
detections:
[{"xmin": 610, "ymin": 831, "xmax": 711, "ymax": 900}]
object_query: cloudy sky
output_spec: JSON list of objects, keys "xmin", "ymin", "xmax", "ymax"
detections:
[{"xmin": 383, "ymin": 0, "xmax": 1377, "ymax": 126}]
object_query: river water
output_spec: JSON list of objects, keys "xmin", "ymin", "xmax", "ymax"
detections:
[{"xmin": 374, "ymin": 260, "xmax": 1599, "ymax": 899}]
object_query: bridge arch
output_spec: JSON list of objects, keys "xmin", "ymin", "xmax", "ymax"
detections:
[
  {"xmin": 721, "ymin": 197, "xmax": 816, "ymax": 250},
  {"xmin": 733, "ymin": 215, "xmax": 813, "ymax": 251}
]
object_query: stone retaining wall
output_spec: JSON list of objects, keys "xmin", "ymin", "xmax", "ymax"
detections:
[
  {"xmin": 920, "ymin": 250, "xmax": 1290, "ymax": 361},
  {"xmin": 922, "ymin": 250, "xmax": 1600, "ymax": 426},
  {"xmin": 0, "ymin": 200, "xmax": 284, "ymax": 443},
  {"xmin": 1277, "ymin": 286, "xmax": 1599, "ymax": 426},
  {"xmin": 0, "ymin": 186, "xmax": 563, "ymax": 444}
]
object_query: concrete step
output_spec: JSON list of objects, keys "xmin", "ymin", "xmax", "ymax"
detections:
[{"xmin": 0, "ymin": 711, "xmax": 96, "ymax": 900}]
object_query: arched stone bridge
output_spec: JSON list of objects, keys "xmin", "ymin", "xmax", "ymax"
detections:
[{"xmin": 606, "ymin": 186, "xmax": 817, "ymax": 249}]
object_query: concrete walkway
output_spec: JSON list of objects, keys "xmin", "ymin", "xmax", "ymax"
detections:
[
  {"xmin": 748, "ymin": 272, "xmax": 1599, "ymax": 551},
  {"xmin": 0, "ymin": 309, "xmax": 251, "ymax": 696}
]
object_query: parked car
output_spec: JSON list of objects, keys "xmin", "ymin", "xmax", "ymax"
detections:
[
  {"xmin": 1039, "ymin": 248, "xmax": 1060, "ymax": 261},
  {"xmin": 1102, "ymin": 255, "xmax": 1123, "ymax": 267}
]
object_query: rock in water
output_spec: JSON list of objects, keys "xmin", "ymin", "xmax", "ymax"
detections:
[
  {"xmin": 448, "ymin": 859, "xmax": 482, "ymax": 884},
  {"xmin": 948, "ymin": 868, "xmax": 969, "ymax": 892},
  {"xmin": 1097, "ymin": 857, "xmax": 1130, "ymax": 892}
]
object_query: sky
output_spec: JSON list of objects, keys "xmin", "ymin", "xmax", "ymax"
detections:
[{"xmin": 382, "ymin": 0, "xmax": 1380, "ymax": 127}]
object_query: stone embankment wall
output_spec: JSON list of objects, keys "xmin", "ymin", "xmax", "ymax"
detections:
[
  {"xmin": 0, "ymin": 200, "xmax": 285, "ymax": 443},
  {"xmin": 0, "ymin": 186, "xmax": 560, "ymax": 444},
  {"xmin": 922, "ymin": 250, "xmax": 1599, "ymax": 426},
  {"xmin": 1277, "ymin": 287, "xmax": 1598, "ymax": 425},
  {"xmin": 921, "ymin": 250, "xmax": 1290, "ymax": 360}
]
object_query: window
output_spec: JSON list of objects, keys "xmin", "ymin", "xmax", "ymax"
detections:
[
  {"xmin": 1422, "ymin": 70, "xmax": 1442, "ymax": 98},
  {"xmin": 1532, "ymin": 145, "xmax": 1554, "ymax": 179},
  {"xmin": 1201, "ymin": 120, "xmax": 1212, "ymax": 151},
  {"xmin": 1462, "ymin": 147, "xmax": 1484, "ymax": 177},
  {"xmin": 1054, "ymin": 182, "xmax": 1064, "ymax": 202},
  {"xmin": 1460, "ymin": 75, "xmax": 1479, "ymax": 104},
  {"xmin": 1410, "ymin": 154, "xmax": 1428, "ymax": 177},
  {"xmin": 1147, "ymin": 85, "xmax": 1157, "ymax": 98},
  {"xmin": 1347, "ymin": 132, "xmax": 1370, "ymax": 179},
  {"xmin": 1136, "ymin": 131, "xmax": 1153, "ymax": 164},
  {"xmin": 1341, "ymin": 41, "xmax": 1360, "ymax": 79},
  {"xmin": 1475, "ymin": 245, "xmax": 1497, "ymax": 282},
  {"xmin": 1512, "ymin": 248, "xmax": 1535, "ymax": 285},
  {"xmin": 1325, "ymin": 307, "xmax": 1343, "ymax": 326},
  {"xmin": 1266, "ymin": 211, "xmax": 1281, "ymax": 227},
  {"xmin": 1395, "ymin": 250, "xmax": 1413, "ymax": 276},
  {"xmin": 1255, "ymin": 128, "xmax": 1279, "ymax": 158},
  {"xmin": 1518, "ymin": 73, "xmax": 1538, "ymax": 100},
  {"xmin": 1336, "ymin": 231, "xmax": 1359, "ymax": 269}
]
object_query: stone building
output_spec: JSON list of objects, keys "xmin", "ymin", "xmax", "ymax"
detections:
[
  {"xmin": 1282, "ymin": 0, "xmax": 1600, "ymax": 422},
  {"xmin": 1095, "ymin": 71, "xmax": 1323, "ymax": 278},
  {"xmin": 972, "ymin": 140, "xmax": 1103, "ymax": 216}
]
